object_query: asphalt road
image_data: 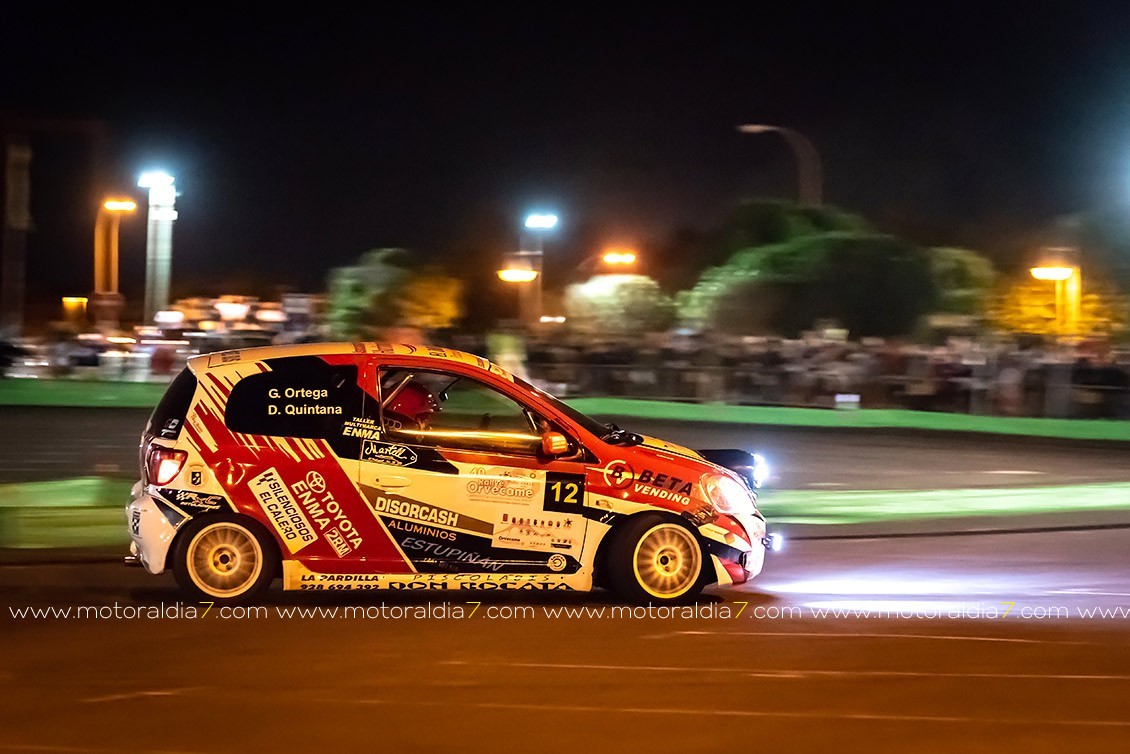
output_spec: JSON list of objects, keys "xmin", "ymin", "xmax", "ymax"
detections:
[
  {"xmin": 3, "ymin": 406, "xmax": 1130, "ymax": 489},
  {"xmin": 2, "ymin": 528, "xmax": 1130, "ymax": 753}
]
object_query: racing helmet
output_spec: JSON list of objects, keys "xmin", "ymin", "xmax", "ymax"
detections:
[{"xmin": 385, "ymin": 381, "xmax": 440, "ymax": 430}]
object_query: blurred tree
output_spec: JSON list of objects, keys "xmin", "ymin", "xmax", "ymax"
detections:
[
  {"xmin": 928, "ymin": 247, "xmax": 997, "ymax": 314},
  {"xmin": 326, "ymin": 249, "xmax": 464, "ymax": 339},
  {"xmin": 395, "ymin": 270, "xmax": 464, "ymax": 331},
  {"xmin": 326, "ymin": 248, "xmax": 411, "ymax": 339},
  {"xmin": 678, "ymin": 231, "xmax": 937, "ymax": 337},
  {"xmin": 716, "ymin": 199, "xmax": 872, "ymax": 256},
  {"xmin": 564, "ymin": 274, "xmax": 675, "ymax": 336}
]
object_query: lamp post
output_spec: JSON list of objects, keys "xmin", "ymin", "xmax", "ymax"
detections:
[
  {"xmin": 1030, "ymin": 264, "xmax": 1081, "ymax": 335},
  {"xmin": 498, "ymin": 212, "xmax": 557, "ymax": 327},
  {"xmin": 138, "ymin": 171, "xmax": 178, "ymax": 323},
  {"xmin": 91, "ymin": 197, "xmax": 137, "ymax": 331},
  {"xmin": 736, "ymin": 123, "xmax": 823, "ymax": 205}
]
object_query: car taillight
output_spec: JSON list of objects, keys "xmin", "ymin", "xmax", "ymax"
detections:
[{"xmin": 147, "ymin": 447, "xmax": 188, "ymax": 486}]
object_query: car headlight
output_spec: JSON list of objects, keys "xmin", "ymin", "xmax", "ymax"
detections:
[
  {"xmin": 751, "ymin": 453, "xmax": 770, "ymax": 489},
  {"xmin": 700, "ymin": 472, "xmax": 756, "ymax": 516}
]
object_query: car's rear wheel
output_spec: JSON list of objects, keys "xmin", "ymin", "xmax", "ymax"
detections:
[
  {"xmin": 606, "ymin": 514, "xmax": 705, "ymax": 605},
  {"xmin": 172, "ymin": 515, "xmax": 277, "ymax": 604}
]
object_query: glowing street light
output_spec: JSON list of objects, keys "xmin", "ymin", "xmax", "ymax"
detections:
[
  {"xmin": 61, "ymin": 296, "xmax": 88, "ymax": 328},
  {"xmin": 1029, "ymin": 266, "xmax": 1074, "ymax": 281},
  {"xmin": 102, "ymin": 199, "xmax": 137, "ymax": 212},
  {"xmin": 524, "ymin": 213, "xmax": 559, "ymax": 230},
  {"xmin": 601, "ymin": 248, "xmax": 638, "ymax": 266},
  {"xmin": 498, "ymin": 266, "xmax": 539, "ymax": 283}
]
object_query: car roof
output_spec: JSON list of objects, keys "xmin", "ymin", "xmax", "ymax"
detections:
[{"xmin": 187, "ymin": 341, "xmax": 514, "ymax": 380}]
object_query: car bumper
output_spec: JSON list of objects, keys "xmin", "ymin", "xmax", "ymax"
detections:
[
  {"xmin": 701, "ymin": 512, "xmax": 770, "ymax": 587},
  {"xmin": 126, "ymin": 482, "xmax": 177, "ymax": 575}
]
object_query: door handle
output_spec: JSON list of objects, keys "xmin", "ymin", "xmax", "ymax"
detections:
[{"xmin": 373, "ymin": 475, "xmax": 412, "ymax": 489}]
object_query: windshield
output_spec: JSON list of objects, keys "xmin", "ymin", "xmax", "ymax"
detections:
[{"xmin": 513, "ymin": 376, "xmax": 611, "ymax": 439}]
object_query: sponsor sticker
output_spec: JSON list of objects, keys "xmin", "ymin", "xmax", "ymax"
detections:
[
  {"xmin": 292, "ymin": 471, "xmax": 364, "ymax": 557},
  {"xmin": 367, "ymin": 491, "xmax": 462, "ymax": 528},
  {"xmin": 164, "ymin": 489, "xmax": 226, "ymax": 511},
  {"xmin": 465, "ymin": 466, "xmax": 540, "ymax": 504},
  {"xmin": 343, "ymin": 417, "xmax": 381, "ymax": 441},
  {"xmin": 632, "ymin": 468, "xmax": 695, "ymax": 505},
  {"xmin": 399, "ymin": 535, "xmax": 505, "ymax": 572},
  {"xmin": 384, "ymin": 517, "xmax": 458, "ymax": 541},
  {"xmin": 547, "ymin": 553, "xmax": 567, "ymax": 572},
  {"xmin": 325, "ymin": 527, "xmax": 351, "ymax": 557},
  {"xmin": 601, "ymin": 460, "xmax": 635, "ymax": 490},
  {"xmin": 492, "ymin": 512, "xmax": 581, "ymax": 556},
  {"xmin": 249, "ymin": 468, "xmax": 317, "ymax": 553},
  {"xmin": 187, "ymin": 464, "xmax": 205, "ymax": 487},
  {"xmin": 362, "ymin": 440, "xmax": 418, "ymax": 467}
]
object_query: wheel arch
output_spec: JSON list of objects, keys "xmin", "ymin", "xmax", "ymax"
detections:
[
  {"xmin": 169, "ymin": 511, "xmax": 284, "ymax": 579},
  {"xmin": 593, "ymin": 509, "xmax": 715, "ymax": 589}
]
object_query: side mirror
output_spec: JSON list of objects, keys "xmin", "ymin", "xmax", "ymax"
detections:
[{"xmin": 541, "ymin": 431, "xmax": 570, "ymax": 457}]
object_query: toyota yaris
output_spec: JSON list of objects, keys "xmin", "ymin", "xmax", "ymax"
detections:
[{"xmin": 127, "ymin": 342, "xmax": 774, "ymax": 604}]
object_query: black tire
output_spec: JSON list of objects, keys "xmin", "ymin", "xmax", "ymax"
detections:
[
  {"xmin": 171, "ymin": 514, "xmax": 278, "ymax": 605},
  {"xmin": 605, "ymin": 513, "xmax": 706, "ymax": 605}
]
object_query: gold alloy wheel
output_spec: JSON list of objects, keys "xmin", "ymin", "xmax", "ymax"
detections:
[
  {"xmin": 186, "ymin": 522, "xmax": 264, "ymax": 599},
  {"xmin": 631, "ymin": 523, "xmax": 702, "ymax": 599}
]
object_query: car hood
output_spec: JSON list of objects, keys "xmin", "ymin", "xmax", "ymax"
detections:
[{"xmin": 637, "ymin": 434, "xmax": 704, "ymax": 461}]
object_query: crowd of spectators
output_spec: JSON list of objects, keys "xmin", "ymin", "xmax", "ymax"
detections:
[{"xmin": 523, "ymin": 331, "xmax": 1130, "ymax": 419}]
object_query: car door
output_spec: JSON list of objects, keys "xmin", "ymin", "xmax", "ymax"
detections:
[{"xmin": 356, "ymin": 361, "xmax": 589, "ymax": 578}]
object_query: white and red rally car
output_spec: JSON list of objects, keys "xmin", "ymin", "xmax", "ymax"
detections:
[{"xmin": 127, "ymin": 343, "xmax": 774, "ymax": 604}]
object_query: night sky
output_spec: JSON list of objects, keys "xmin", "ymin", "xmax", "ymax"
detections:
[{"xmin": 4, "ymin": 4, "xmax": 1130, "ymax": 322}]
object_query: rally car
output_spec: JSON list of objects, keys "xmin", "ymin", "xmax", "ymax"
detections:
[{"xmin": 126, "ymin": 342, "xmax": 775, "ymax": 604}]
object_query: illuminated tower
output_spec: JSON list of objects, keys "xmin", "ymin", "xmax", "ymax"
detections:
[{"xmin": 138, "ymin": 171, "xmax": 177, "ymax": 322}]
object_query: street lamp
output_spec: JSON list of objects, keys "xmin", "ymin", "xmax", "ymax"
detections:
[
  {"xmin": 736, "ymin": 123, "xmax": 823, "ymax": 205},
  {"xmin": 575, "ymin": 247, "xmax": 639, "ymax": 276},
  {"xmin": 497, "ymin": 263, "xmax": 539, "ymax": 283},
  {"xmin": 600, "ymin": 248, "xmax": 637, "ymax": 267},
  {"xmin": 91, "ymin": 197, "xmax": 137, "ymax": 331},
  {"xmin": 498, "ymin": 212, "xmax": 558, "ymax": 326},
  {"xmin": 138, "ymin": 170, "xmax": 178, "ymax": 323}
]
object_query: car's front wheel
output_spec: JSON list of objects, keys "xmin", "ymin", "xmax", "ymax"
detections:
[
  {"xmin": 606, "ymin": 514, "xmax": 705, "ymax": 605},
  {"xmin": 172, "ymin": 515, "xmax": 277, "ymax": 604}
]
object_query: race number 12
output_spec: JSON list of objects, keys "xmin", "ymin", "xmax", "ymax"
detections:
[{"xmin": 544, "ymin": 472, "xmax": 585, "ymax": 512}]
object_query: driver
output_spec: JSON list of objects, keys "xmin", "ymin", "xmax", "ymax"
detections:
[{"xmin": 384, "ymin": 380, "xmax": 440, "ymax": 431}]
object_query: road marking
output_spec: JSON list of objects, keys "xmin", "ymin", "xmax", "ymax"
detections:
[
  {"xmin": 446, "ymin": 661, "xmax": 1130, "ymax": 681},
  {"xmin": 1049, "ymin": 589, "xmax": 1130, "ymax": 597},
  {"xmin": 0, "ymin": 746, "xmax": 101, "ymax": 753},
  {"xmin": 82, "ymin": 688, "xmax": 197, "ymax": 704},
  {"xmin": 646, "ymin": 630, "xmax": 1076, "ymax": 644},
  {"xmin": 982, "ymin": 469, "xmax": 1044, "ymax": 475},
  {"xmin": 355, "ymin": 699, "xmax": 1130, "ymax": 728}
]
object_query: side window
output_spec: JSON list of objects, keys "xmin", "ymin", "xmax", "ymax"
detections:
[
  {"xmin": 379, "ymin": 369, "xmax": 541, "ymax": 454},
  {"xmin": 225, "ymin": 356, "xmax": 371, "ymax": 441}
]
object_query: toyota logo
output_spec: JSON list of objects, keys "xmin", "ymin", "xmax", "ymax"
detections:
[{"xmin": 305, "ymin": 471, "xmax": 327, "ymax": 493}]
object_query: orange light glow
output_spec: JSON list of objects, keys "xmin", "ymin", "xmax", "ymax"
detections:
[
  {"xmin": 1030, "ymin": 266, "xmax": 1074, "ymax": 281},
  {"xmin": 102, "ymin": 199, "xmax": 138, "ymax": 212},
  {"xmin": 498, "ymin": 268, "xmax": 539, "ymax": 283},
  {"xmin": 601, "ymin": 249, "xmax": 637, "ymax": 266}
]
